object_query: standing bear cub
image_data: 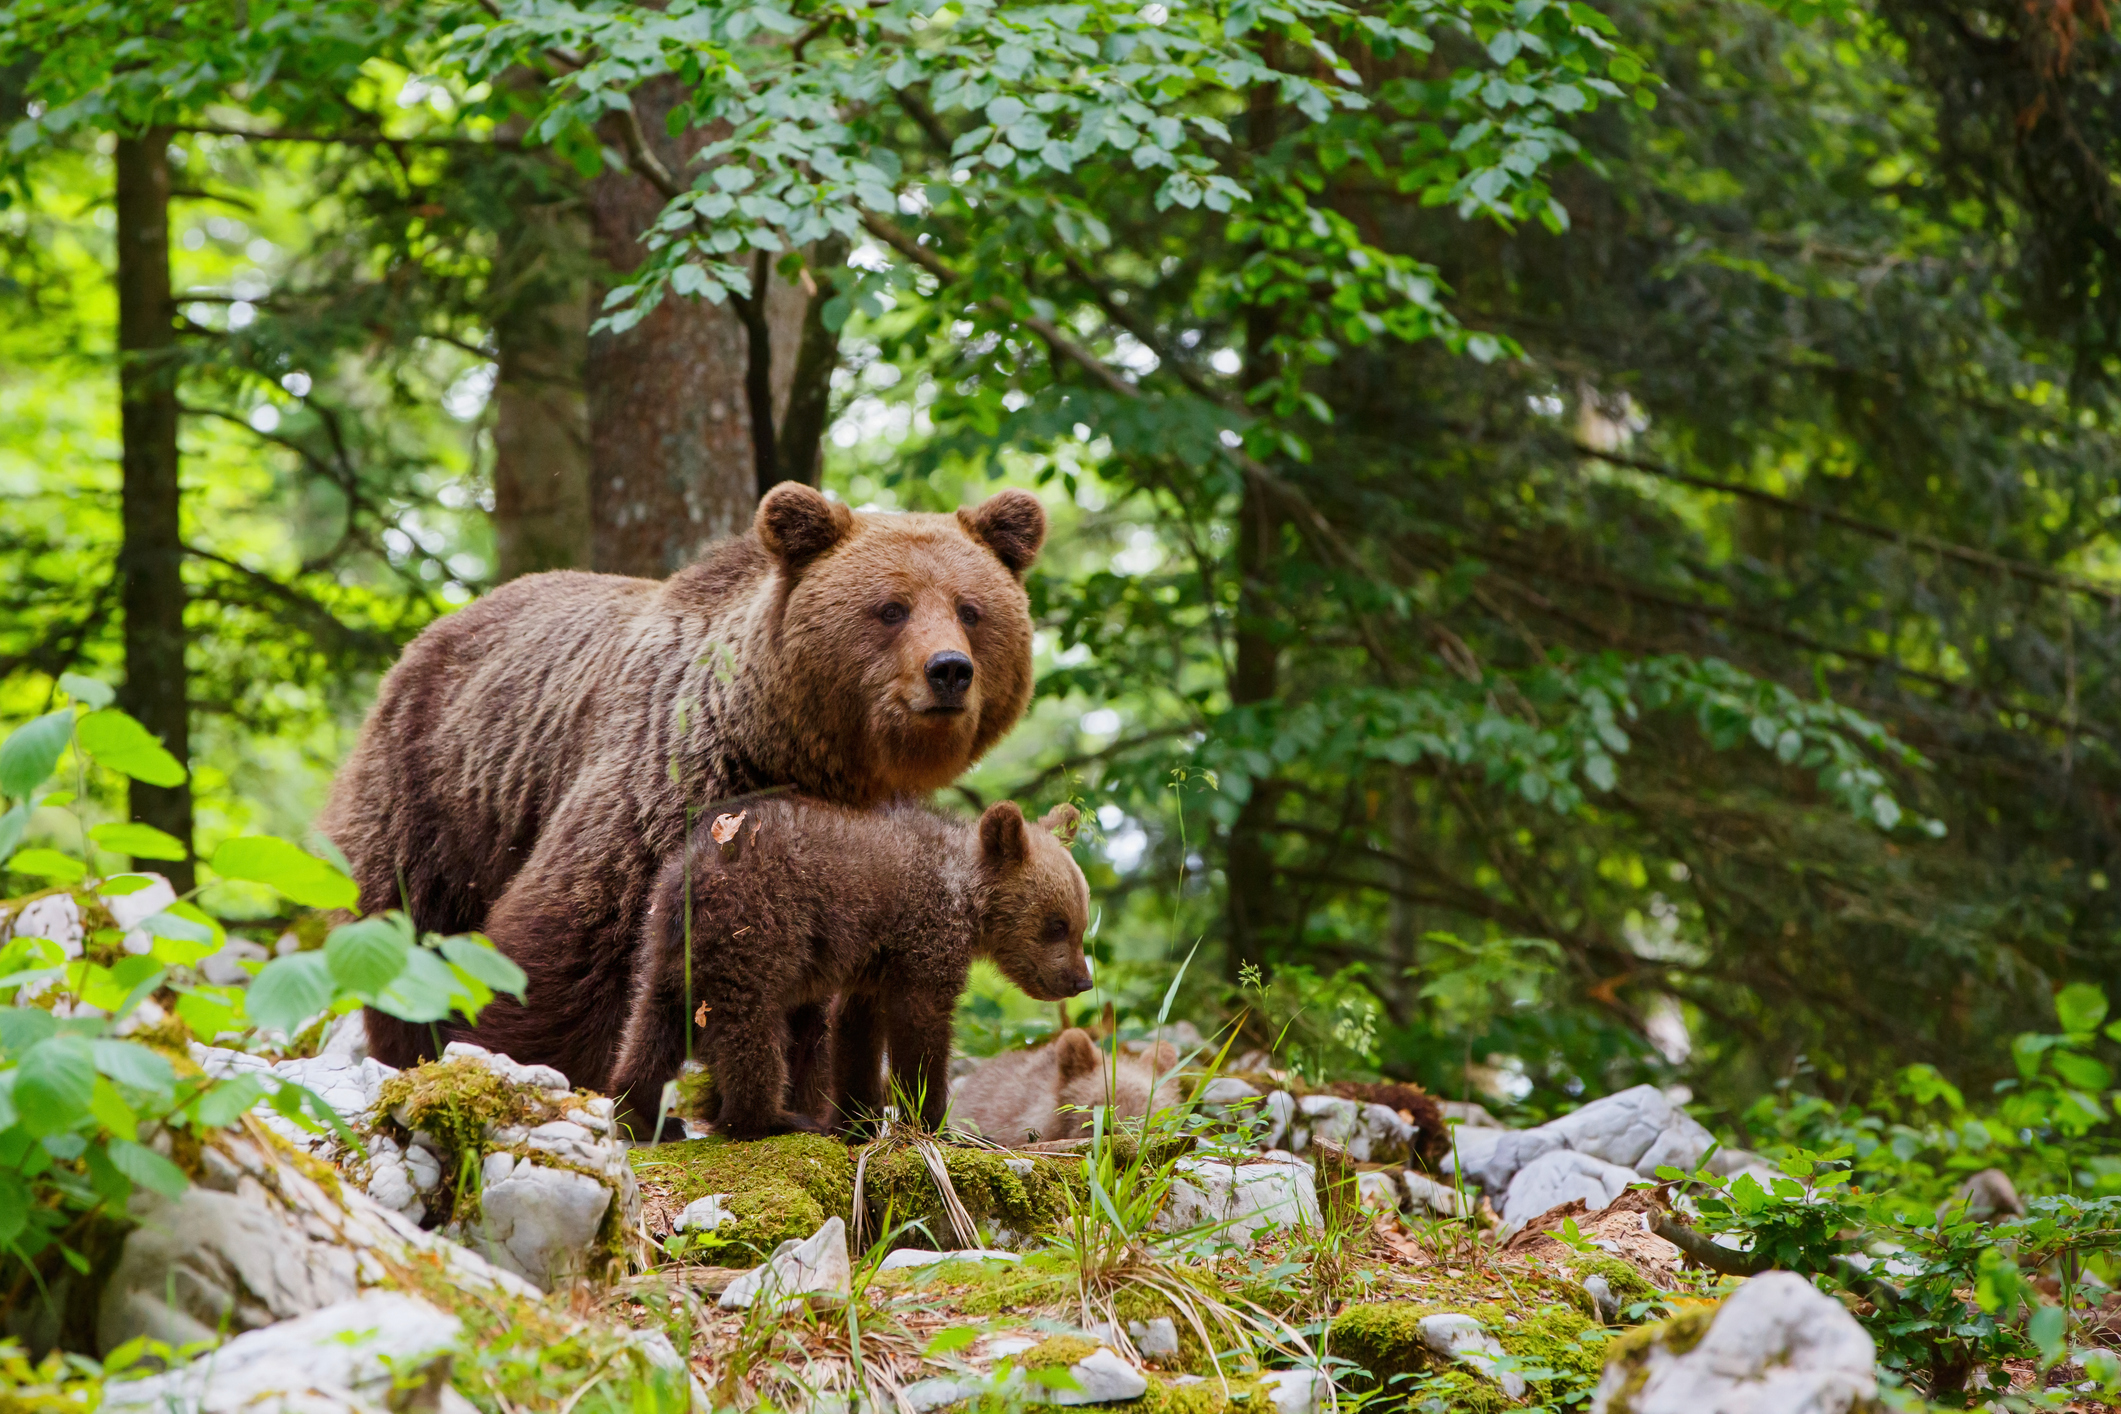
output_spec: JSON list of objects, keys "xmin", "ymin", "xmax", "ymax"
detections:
[
  {"xmin": 318, "ymin": 482, "xmax": 1046, "ymax": 1088},
  {"xmin": 611, "ymin": 797, "xmax": 1094, "ymax": 1139}
]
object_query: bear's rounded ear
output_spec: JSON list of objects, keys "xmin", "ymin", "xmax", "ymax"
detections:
[
  {"xmin": 1057, "ymin": 1028, "xmax": 1101, "ymax": 1080},
  {"xmin": 979, "ymin": 800, "xmax": 1029, "ymax": 867},
  {"xmin": 1037, "ymin": 802, "xmax": 1081, "ymax": 846},
  {"xmin": 1149, "ymin": 1041, "xmax": 1179, "ymax": 1070},
  {"xmin": 757, "ymin": 482, "xmax": 853, "ymax": 570},
  {"xmin": 957, "ymin": 489, "xmax": 1047, "ymax": 576}
]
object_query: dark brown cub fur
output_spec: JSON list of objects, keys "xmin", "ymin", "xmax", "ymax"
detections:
[
  {"xmin": 610, "ymin": 798, "xmax": 1092, "ymax": 1139},
  {"xmin": 316, "ymin": 483, "xmax": 1046, "ymax": 1085}
]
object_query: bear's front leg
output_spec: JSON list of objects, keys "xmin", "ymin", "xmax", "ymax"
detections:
[
  {"xmin": 703, "ymin": 990, "xmax": 827, "ymax": 1140},
  {"xmin": 885, "ymin": 999, "xmax": 956, "ymax": 1134},
  {"xmin": 829, "ymin": 1000, "xmax": 888, "ymax": 1138}
]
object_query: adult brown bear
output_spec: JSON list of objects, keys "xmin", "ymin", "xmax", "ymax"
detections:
[{"xmin": 318, "ymin": 482, "xmax": 1046, "ymax": 1090}]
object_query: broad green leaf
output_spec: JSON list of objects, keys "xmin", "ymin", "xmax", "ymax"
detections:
[
  {"xmin": 7, "ymin": 848, "xmax": 85, "ymax": 883},
  {"xmin": 90, "ymin": 1074, "xmax": 138, "ymax": 1140},
  {"xmin": 0, "ymin": 1006, "xmax": 59, "ymax": 1053},
  {"xmin": 209, "ymin": 836, "xmax": 358, "ymax": 910},
  {"xmin": 0, "ymin": 1169, "xmax": 28, "ymax": 1244},
  {"xmin": 107, "ymin": 1138, "xmax": 189, "ymax": 1199},
  {"xmin": 88, "ymin": 821, "xmax": 188, "ymax": 861},
  {"xmin": 76, "ymin": 710, "xmax": 186, "ymax": 787},
  {"xmin": 0, "ymin": 802, "xmax": 28, "ymax": 862},
  {"xmin": 56, "ymin": 674, "xmax": 115, "ymax": 709},
  {"xmin": 0, "ymin": 710, "xmax": 74, "ymax": 798},
  {"xmin": 2054, "ymin": 982, "xmax": 2109, "ymax": 1036},
  {"xmin": 173, "ymin": 986, "xmax": 242, "ymax": 1043},
  {"xmin": 190, "ymin": 1074, "xmax": 267, "ymax": 1129},
  {"xmin": 96, "ymin": 873, "xmax": 157, "ymax": 895},
  {"xmin": 2049, "ymin": 1050, "xmax": 2112, "ymax": 1092},
  {"xmin": 246, "ymin": 951, "xmax": 336, "ymax": 1034},
  {"xmin": 92, "ymin": 1039, "xmax": 175, "ymax": 1097},
  {"xmin": 326, "ymin": 915, "xmax": 414, "ymax": 997},
  {"xmin": 439, "ymin": 933, "xmax": 527, "ymax": 999},
  {"xmin": 374, "ymin": 946, "xmax": 468, "ymax": 1023},
  {"xmin": 14, "ymin": 1034, "xmax": 96, "ymax": 1136}
]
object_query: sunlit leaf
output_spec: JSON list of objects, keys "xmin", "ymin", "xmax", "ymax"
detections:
[
  {"xmin": 6, "ymin": 848, "xmax": 85, "ymax": 883},
  {"xmin": 247, "ymin": 951, "xmax": 335, "ymax": 1034},
  {"xmin": 75, "ymin": 710, "xmax": 186, "ymax": 787},
  {"xmin": 0, "ymin": 710, "xmax": 73, "ymax": 799},
  {"xmin": 88, "ymin": 821, "xmax": 189, "ymax": 861},
  {"xmin": 209, "ymin": 836, "xmax": 358, "ymax": 910}
]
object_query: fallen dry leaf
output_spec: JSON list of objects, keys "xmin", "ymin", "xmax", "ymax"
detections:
[{"xmin": 710, "ymin": 810, "xmax": 747, "ymax": 845}]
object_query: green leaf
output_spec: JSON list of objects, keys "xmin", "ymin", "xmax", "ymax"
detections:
[
  {"xmin": 0, "ymin": 802, "xmax": 29, "ymax": 863},
  {"xmin": 2049, "ymin": 1050, "xmax": 2112, "ymax": 1092},
  {"xmin": 326, "ymin": 915, "xmax": 414, "ymax": 997},
  {"xmin": 209, "ymin": 836, "xmax": 358, "ymax": 910},
  {"xmin": 106, "ymin": 1137, "xmax": 189, "ymax": 1198},
  {"xmin": 14, "ymin": 1034, "xmax": 96, "ymax": 1136},
  {"xmin": 97, "ymin": 873, "xmax": 157, "ymax": 895},
  {"xmin": 190, "ymin": 1074, "xmax": 267, "ymax": 1129},
  {"xmin": 7, "ymin": 848, "xmax": 85, "ymax": 883},
  {"xmin": 88, "ymin": 821, "xmax": 189, "ymax": 861},
  {"xmin": 438, "ymin": 934, "xmax": 527, "ymax": 1000},
  {"xmin": 2054, "ymin": 982, "xmax": 2109, "ymax": 1036},
  {"xmin": 0, "ymin": 710, "xmax": 74, "ymax": 798},
  {"xmin": 374, "ymin": 946, "xmax": 467, "ymax": 1023},
  {"xmin": 75, "ymin": 710, "xmax": 186, "ymax": 787},
  {"xmin": 57, "ymin": 674, "xmax": 115, "ymax": 709},
  {"xmin": 246, "ymin": 951, "xmax": 336, "ymax": 1034},
  {"xmin": 91, "ymin": 1039, "xmax": 175, "ymax": 1097}
]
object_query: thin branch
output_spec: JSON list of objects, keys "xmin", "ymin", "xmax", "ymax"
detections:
[
  {"xmin": 1576, "ymin": 443, "xmax": 2121, "ymax": 608},
  {"xmin": 172, "ymin": 123, "xmax": 516, "ymax": 150},
  {"xmin": 1006, "ymin": 725, "xmax": 1198, "ymax": 799}
]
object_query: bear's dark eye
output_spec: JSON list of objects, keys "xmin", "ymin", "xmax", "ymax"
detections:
[
  {"xmin": 1043, "ymin": 915, "xmax": 1070, "ymax": 943},
  {"xmin": 878, "ymin": 602, "xmax": 909, "ymax": 626},
  {"xmin": 958, "ymin": 603, "xmax": 981, "ymax": 628}
]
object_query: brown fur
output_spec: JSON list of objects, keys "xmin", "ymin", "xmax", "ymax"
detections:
[
  {"xmin": 609, "ymin": 798, "xmax": 1092, "ymax": 1139},
  {"xmin": 951, "ymin": 1029, "xmax": 1183, "ymax": 1146},
  {"xmin": 317, "ymin": 484, "xmax": 1047, "ymax": 1086}
]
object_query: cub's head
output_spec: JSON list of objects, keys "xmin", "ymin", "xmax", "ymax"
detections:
[
  {"xmin": 755, "ymin": 482, "xmax": 1045, "ymax": 802},
  {"xmin": 1049, "ymin": 1030, "xmax": 1183, "ymax": 1142},
  {"xmin": 973, "ymin": 800, "xmax": 1092, "ymax": 1002}
]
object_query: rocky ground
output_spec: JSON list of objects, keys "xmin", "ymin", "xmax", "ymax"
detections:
[{"xmin": 6, "ymin": 1008, "xmax": 2116, "ymax": 1413}]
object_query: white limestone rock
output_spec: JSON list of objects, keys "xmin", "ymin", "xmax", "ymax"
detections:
[
  {"xmin": 99, "ymin": 1292, "xmax": 467, "ymax": 1414},
  {"xmin": 1419, "ymin": 1313, "xmax": 1526, "ymax": 1400},
  {"xmin": 675, "ymin": 1194, "xmax": 734, "ymax": 1233},
  {"xmin": 1197, "ymin": 1077, "xmax": 1261, "ymax": 1107},
  {"xmin": 1262, "ymin": 1091, "xmax": 1296, "ymax": 1149},
  {"xmin": 1438, "ymin": 1123, "xmax": 1508, "ymax": 1184},
  {"xmin": 459, "ymin": 1150, "xmax": 615, "ymax": 1289},
  {"xmin": 1156, "ymin": 1158, "xmax": 1321, "ymax": 1248},
  {"xmin": 1589, "ymin": 1271, "xmax": 1878, "ymax": 1414},
  {"xmin": 1402, "ymin": 1170, "xmax": 1475, "ymax": 1219},
  {"xmin": 442, "ymin": 1040, "xmax": 571, "ymax": 1096},
  {"xmin": 1501, "ymin": 1149, "xmax": 1643, "ymax": 1232},
  {"xmin": 720, "ymin": 1216, "xmax": 853, "ymax": 1313},
  {"xmin": 1128, "ymin": 1317, "xmax": 1180, "ymax": 1360},
  {"xmin": 1547, "ymin": 1084, "xmax": 1713, "ymax": 1176},
  {"xmin": 1260, "ymin": 1368, "xmax": 1333, "ymax": 1414},
  {"xmin": 1467, "ymin": 1127, "xmax": 1562, "ymax": 1195},
  {"xmin": 879, "ymin": 1247, "xmax": 1022, "ymax": 1272},
  {"xmin": 1356, "ymin": 1170, "xmax": 1404, "ymax": 1215}
]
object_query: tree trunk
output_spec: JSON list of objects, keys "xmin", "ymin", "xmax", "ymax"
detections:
[
  {"xmin": 490, "ymin": 142, "xmax": 593, "ymax": 583},
  {"xmin": 585, "ymin": 79, "xmax": 812, "ymax": 578},
  {"xmin": 114, "ymin": 129, "xmax": 194, "ymax": 890},
  {"xmin": 1224, "ymin": 68, "xmax": 1284, "ymax": 980}
]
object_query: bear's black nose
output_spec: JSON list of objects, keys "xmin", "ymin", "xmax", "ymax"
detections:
[
  {"xmin": 925, "ymin": 650, "xmax": 975, "ymax": 701},
  {"xmin": 1067, "ymin": 970, "xmax": 1095, "ymax": 996}
]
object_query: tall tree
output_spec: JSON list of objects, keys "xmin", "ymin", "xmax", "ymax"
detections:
[{"xmin": 112, "ymin": 128, "xmax": 193, "ymax": 887}]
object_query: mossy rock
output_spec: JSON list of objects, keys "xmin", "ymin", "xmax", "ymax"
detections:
[
  {"xmin": 1331, "ymin": 1298, "xmax": 1608, "ymax": 1411},
  {"xmin": 1131, "ymin": 1371, "xmax": 1282, "ymax": 1414},
  {"xmin": 861, "ymin": 1144, "xmax": 1076, "ymax": 1249},
  {"xmin": 374, "ymin": 1055, "xmax": 553, "ymax": 1153},
  {"xmin": 630, "ymin": 1134, "xmax": 854, "ymax": 1260}
]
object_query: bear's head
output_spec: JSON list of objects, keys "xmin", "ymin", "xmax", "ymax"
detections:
[
  {"xmin": 972, "ymin": 800, "xmax": 1093, "ymax": 1002},
  {"xmin": 1049, "ymin": 1029, "xmax": 1182, "ymax": 1142},
  {"xmin": 755, "ymin": 482, "xmax": 1045, "ymax": 802}
]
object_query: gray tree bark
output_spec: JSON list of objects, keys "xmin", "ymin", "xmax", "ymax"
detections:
[
  {"xmin": 490, "ymin": 151, "xmax": 594, "ymax": 584},
  {"xmin": 585, "ymin": 79, "xmax": 810, "ymax": 578}
]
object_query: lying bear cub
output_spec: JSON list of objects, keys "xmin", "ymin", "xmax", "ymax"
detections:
[{"xmin": 611, "ymin": 796, "xmax": 1094, "ymax": 1139}]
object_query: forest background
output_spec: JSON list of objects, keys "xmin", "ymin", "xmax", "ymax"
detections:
[{"xmin": 2, "ymin": 0, "xmax": 2119, "ymax": 1153}]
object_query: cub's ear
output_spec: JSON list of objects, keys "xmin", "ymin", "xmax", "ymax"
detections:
[
  {"xmin": 957, "ymin": 488, "xmax": 1047, "ymax": 575},
  {"xmin": 979, "ymin": 800, "xmax": 1028, "ymax": 867},
  {"xmin": 1148, "ymin": 1041, "xmax": 1179, "ymax": 1070},
  {"xmin": 1056, "ymin": 1028, "xmax": 1101, "ymax": 1081},
  {"xmin": 1037, "ymin": 802, "xmax": 1081, "ymax": 846},
  {"xmin": 757, "ymin": 482, "xmax": 853, "ymax": 570}
]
